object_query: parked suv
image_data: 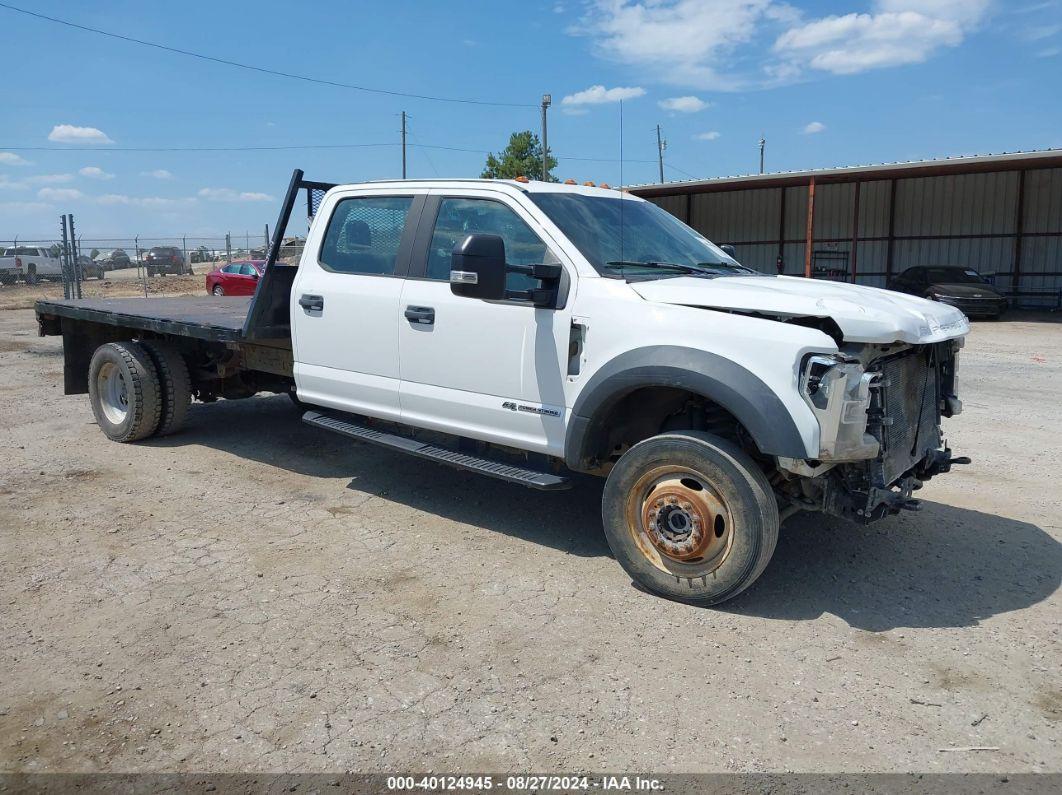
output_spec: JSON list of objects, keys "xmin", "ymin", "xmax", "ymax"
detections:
[
  {"xmin": 94, "ymin": 249, "xmax": 131, "ymax": 271},
  {"xmin": 145, "ymin": 246, "xmax": 190, "ymax": 276}
]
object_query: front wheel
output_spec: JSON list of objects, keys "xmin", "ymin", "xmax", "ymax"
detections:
[
  {"xmin": 601, "ymin": 431, "xmax": 778, "ymax": 606},
  {"xmin": 212, "ymin": 284, "xmax": 224, "ymax": 296}
]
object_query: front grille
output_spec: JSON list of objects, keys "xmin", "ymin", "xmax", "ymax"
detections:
[
  {"xmin": 876, "ymin": 350, "xmax": 942, "ymax": 485},
  {"xmin": 938, "ymin": 296, "xmax": 1005, "ymax": 315}
]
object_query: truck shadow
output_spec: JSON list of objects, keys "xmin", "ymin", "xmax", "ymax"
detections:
[
  {"xmin": 727, "ymin": 505, "xmax": 1061, "ymax": 630},
  {"xmin": 153, "ymin": 395, "xmax": 1060, "ymax": 630}
]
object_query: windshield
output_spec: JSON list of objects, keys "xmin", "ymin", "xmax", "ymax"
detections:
[
  {"xmin": 925, "ymin": 267, "xmax": 987, "ymax": 284},
  {"xmin": 530, "ymin": 192, "xmax": 758, "ymax": 279}
]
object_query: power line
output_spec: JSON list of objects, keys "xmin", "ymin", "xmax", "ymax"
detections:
[
  {"xmin": 0, "ymin": 141, "xmax": 662, "ymax": 165},
  {"xmin": 0, "ymin": 2, "xmax": 535, "ymax": 108}
]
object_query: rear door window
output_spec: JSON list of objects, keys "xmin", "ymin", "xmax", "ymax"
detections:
[{"xmin": 319, "ymin": 196, "xmax": 414, "ymax": 276}]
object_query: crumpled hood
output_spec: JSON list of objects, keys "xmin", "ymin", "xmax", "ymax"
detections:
[{"xmin": 630, "ymin": 275, "xmax": 970, "ymax": 344}]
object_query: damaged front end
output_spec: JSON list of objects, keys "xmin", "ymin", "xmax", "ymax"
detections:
[{"xmin": 778, "ymin": 338, "xmax": 968, "ymax": 524}]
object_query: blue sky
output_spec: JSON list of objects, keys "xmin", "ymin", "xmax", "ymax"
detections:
[{"xmin": 1, "ymin": 0, "xmax": 1060, "ymax": 238}]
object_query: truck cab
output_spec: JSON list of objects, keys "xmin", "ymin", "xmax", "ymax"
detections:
[{"xmin": 36, "ymin": 173, "xmax": 971, "ymax": 606}]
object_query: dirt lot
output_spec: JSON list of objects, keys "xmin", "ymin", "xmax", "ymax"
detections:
[
  {"xmin": 0, "ymin": 269, "xmax": 205, "ymax": 312},
  {"xmin": 0, "ymin": 304, "xmax": 1059, "ymax": 775}
]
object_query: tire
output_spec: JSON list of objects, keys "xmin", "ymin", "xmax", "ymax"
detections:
[
  {"xmin": 601, "ymin": 431, "xmax": 778, "ymax": 606},
  {"xmin": 212, "ymin": 285, "xmax": 225, "ymax": 296},
  {"xmin": 141, "ymin": 340, "xmax": 192, "ymax": 436},
  {"xmin": 88, "ymin": 342, "xmax": 162, "ymax": 442},
  {"xmin": 26, "ymin": 266, "xmax": 37, "ymax": 285}
]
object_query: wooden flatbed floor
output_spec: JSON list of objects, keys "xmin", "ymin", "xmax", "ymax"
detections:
[{"xmin": 36, "ymin": 296, "xmax": 253, "ymax": 342}]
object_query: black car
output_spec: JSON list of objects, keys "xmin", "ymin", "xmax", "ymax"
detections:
[
  {"xmin": 144, "ymin": 246, "xmax": 190, "ymax": 276},
  {"xmin": 888, "ymin": 266, "xmax": 1008, "ymax": 319}
]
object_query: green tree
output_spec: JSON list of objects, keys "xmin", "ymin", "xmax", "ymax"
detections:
[{"xmin": 481, "ymin": 130, "xmax": 557, "ymax": 182}]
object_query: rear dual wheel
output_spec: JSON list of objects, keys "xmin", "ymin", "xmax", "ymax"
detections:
[
  {"xmin": 602, "ymin": 431, "xmax": 778, "ymax": 606},
  {"xmin": 88, "ymin": 341, "xmax": 191, "ymax": 441}
]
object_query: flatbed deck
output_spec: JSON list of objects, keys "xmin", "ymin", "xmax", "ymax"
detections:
[{"xmin": 36, "ymin": 296, "xmax": 253, "ymax": 342}]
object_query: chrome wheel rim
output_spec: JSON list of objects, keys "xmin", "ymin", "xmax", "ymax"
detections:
[
  {"xmin": 97, "ymin": 361, "xmax": 129, "ymax": 425},
  {"xmin": 213, "ymin": 285, "xmax": 224, "ymax": 295}
]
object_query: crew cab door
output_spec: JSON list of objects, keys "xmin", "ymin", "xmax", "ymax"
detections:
[
  {"xmin": 397, "ymin": 190, "xmax": 573, "ymax": 456},
  {"xmin": 291, "ymin": 190, "xmax": 425, "ymax": 421}
]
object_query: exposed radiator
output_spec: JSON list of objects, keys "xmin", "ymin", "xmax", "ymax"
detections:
[{"xmin": 877, "ymin": 350, "xmax": 942, "ymax": 485}]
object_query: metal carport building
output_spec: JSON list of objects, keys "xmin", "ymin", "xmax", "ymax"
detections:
[{"xmin": 629, "ymin": 149, "xmax": 1062, "ymax": 306}]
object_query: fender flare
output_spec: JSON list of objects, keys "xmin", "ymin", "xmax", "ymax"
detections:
[{"xmin": 564, "ymin": 345, "xmax": 811, "ymax": 470}]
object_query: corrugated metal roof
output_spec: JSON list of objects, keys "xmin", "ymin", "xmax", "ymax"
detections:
[{"xmin": 630, "ymin": 148, "xmax": 1062, "ymax": 197}]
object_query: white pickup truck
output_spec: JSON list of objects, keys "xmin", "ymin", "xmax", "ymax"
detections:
[
  {"xmin": 36, "ymin": 171, "xmax": 970, "ymax": 605},
  {"xmin": 1, "ymin": 245, "xmax": 62, "ymax": 284}
]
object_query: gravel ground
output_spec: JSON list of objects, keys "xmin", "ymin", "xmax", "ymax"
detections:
[
  {"xmin": 0, "ymin": 308, "xmax": 1058, "ymax": 774},
  {"xmin": 0, "ymin": 269, "xmax": 207, "ymax": 311}
]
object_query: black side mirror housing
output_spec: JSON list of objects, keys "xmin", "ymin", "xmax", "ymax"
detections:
[
  {"xmin": 450, "ymin": 234, "xmax": 563, "ymax": 307},
  {"xmin": 720, "ymin": 244, "xmax": 737, "ymax": 259},
  {"xmin": 450, "ymin": 234, "xmax": 507, "ymax": 301}
]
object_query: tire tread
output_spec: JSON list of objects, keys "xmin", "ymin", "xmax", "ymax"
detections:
[{"xmin": 141, "ymin": 340, "xmax": 192, "ymax": 436}]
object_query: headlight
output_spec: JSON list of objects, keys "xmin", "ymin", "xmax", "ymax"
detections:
[{"xmin": 799, "ymin": 355, "xmax": 880, "ymax": 461}]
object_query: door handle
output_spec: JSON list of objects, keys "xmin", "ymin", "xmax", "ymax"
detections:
[
  {"xmin": 404, "ymin": 305, "xmax": 435, "ymax": 325},
  {"xmin": 299, "ymin": 294, "xmax": 324, "ymax": 312}
]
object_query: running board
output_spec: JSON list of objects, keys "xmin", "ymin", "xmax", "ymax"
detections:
[{"xmin": 302, "ymin": 410, "xmax": 571, "ymax": 491}]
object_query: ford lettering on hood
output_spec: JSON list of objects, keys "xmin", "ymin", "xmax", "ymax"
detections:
[{"xmin": 630, "ymin": 274, "xmax": 970, "ymax": 344}]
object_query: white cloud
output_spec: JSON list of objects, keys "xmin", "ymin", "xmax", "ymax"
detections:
[
  {"xmin": 0, "ymin": 200, "xmax": 53, "ymax": 212},
  {"xmin": 0, "ymin": 152, "xmax": 31, "ymax": 166},
  {"xmin": 3, "ymin": 173, "xmax": 75, "ymax": 190},
  {"xmin": 572, "ymin": 1, "xmax": 795, "ymax": 90},
  {"xmin": 573, "ymin": 1, "xmax": 990, "ymax": 87},
  {"xmin": 694, "ymin": 131, "xmax": 722, "ymax": 141},
  {"xmin": 198, "ymin": 187, "xmax": 274, "ymax": 202},
  {"xmin": 97, "ymin": 194, "xmax": 194, "ymax": 208},
  {"xmin": 79, "ymin": 166, "xmax": 114, "ymax": 180},
  {"xmin": 37, "ymin": 187, "xmax": 83, "ymax": 201},
  {"xmin": 47, "ymin": 124, "xmax": 115, "ymax": 144},
  {"xmin": 659, "ymin": 95, "xmax": 711, "ymax": 112},
  {"xmin": 27, "ymin": 173, "xmax": 75, "ymax": 186},
  {"xmin": 561, "ymin": 84, "xmax": 646, "ymax": 106},
  {"xmin": 802, "ymin": 121, "xmax": 827, "ymax": 134},
  {"xmin": 141, "ymin": 169, "xmax": 174, "ymax": 179},
  {"xmin": 774, "ymin": 1, "xmax": 990, "ymax": 75},
  {"xmin": 1038, "ymin": 46, "xmax": 1061, "ymax": 57}
]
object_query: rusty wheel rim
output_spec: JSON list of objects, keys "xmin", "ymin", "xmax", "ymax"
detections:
[{"xmin": 625, "ymin": 465, "xmax": 734, "ymax": 575}]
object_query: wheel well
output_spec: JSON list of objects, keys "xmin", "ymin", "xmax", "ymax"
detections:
[{"xmin": 581, "ymin": 386, "xmax": 755, "ymax": 473}]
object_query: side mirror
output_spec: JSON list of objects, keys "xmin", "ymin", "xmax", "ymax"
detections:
[
  {"xmin": 720, "ymin": 244, "xmax": 737, "ymax": 260},
  {"xmin": 449, "ymin": 234, "xmax": 508, "ymax": 301}
]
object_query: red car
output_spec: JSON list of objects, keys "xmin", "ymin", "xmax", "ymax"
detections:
[{"xmin": 205, "ymin": 260, "xmax": 264, "ymax": 296}]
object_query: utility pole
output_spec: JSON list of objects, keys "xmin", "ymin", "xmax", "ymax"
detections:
[
  {"xmin": 401, "ymin": 110, "xmax": 407, "ymax": 179},
  {"xmin": 656, "ymin": 124, "xmax": 667, "ymax": 183},
  {"xmin": 541, "ymin": 94, "xmax": 551, "ymax": 181},
  {"xmin": 759, "ymin": 135, "xmax": 766, "ymax": 174}
]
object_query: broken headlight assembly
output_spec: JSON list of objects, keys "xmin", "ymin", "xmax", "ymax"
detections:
[{"xmin": 799, "ymin": 354, "xmax": 880, "ymax": 462}]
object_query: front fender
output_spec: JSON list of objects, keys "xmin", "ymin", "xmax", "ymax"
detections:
[{"xmin": 564, "ymin": 345, "xmax": 812, "ymax": 470}]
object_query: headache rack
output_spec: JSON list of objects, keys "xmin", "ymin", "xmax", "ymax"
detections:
[{"xmin": 242, "ymin": 169, "xmax": 336, "ymax": 341}]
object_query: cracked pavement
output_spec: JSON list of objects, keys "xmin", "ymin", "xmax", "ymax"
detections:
[{"xmin": 0, "ymin": 308, "xmax": 1059, "ymax": 773}]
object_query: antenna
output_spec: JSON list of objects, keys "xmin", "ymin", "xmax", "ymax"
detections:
[
  {"xmin": 759, "ymin": 135, "xmax": 766, "ymax": 174},
  {"xmin": 620, "ymin": 101, "xmax": 625, "ymax": 265}
]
